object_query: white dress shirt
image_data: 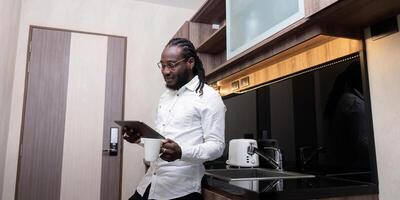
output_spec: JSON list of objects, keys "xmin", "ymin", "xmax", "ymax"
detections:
[{"xmin": 136, "ymin": 76, "xmax": 226, "ymax": 199}]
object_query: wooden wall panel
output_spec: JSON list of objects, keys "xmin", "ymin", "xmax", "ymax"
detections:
[
  {"xmin": 17, "ymin": 28, "xmax": 71, "ymax": 200},
  {"xmin": 201, "ymin": 51, "xmax": 226, "ymax": 77},
  {"xmin": 100, "ymin": 36, "xmax": 126, "ymax": 200},
  {"xmin": 189, "ymin": 22, "xmax": 215, "ymax": 48},
  {"xmin": 173, "ymin": 21, "xmax": 190, "ymax": 39}
]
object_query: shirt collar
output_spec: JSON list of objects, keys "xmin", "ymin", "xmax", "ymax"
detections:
[
  {"xmin": 185, "ymin": 75, "xmax": 199, "ymax": 92},
  {"xmin": 176, "ymin": 75, "xmax": 199, "ymax": 95}
]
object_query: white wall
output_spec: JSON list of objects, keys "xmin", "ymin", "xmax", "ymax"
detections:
[
  {"xmin": 365, "ymin": 15, "xmax": 400, "ymax": 200},
  {"xmin": 1, "ymin": 0, "xmax": 197, "ymax": 199},
  {"xmin": 0, "ymin": 0, "xmax": 22, "ymax": 198}
]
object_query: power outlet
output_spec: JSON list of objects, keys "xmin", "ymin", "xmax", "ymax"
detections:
[
  {"xmin": 231, "ymin": 80, "xmax": 239, "ymax": 91},
  {"xmin": 240, "ymin": 76, "xmax": 250, "ymax": 87}
]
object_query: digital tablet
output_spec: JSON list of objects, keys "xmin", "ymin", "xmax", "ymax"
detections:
[{"xmin": 114, "ymin": 120, "xmax": 164, "ymax": 139}]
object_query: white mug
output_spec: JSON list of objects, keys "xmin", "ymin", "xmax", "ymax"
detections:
[{"xmin": 143, "ymin": 138, "xmax": 162, "ymax": 162}]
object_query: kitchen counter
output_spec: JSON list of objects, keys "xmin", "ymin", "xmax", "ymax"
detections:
[{"xmin": 202, "ymin": 171, "xmax": 378, "ymax": 200}]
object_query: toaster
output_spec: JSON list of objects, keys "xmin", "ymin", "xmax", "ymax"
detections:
[{"xmin": 226, "ymin": 139, "xmax": 259, "ymax": 167}]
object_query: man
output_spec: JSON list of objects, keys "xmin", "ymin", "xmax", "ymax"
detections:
[{"xmin": 123, "ymin": 38, "xmax": 226, "ymax": 200}]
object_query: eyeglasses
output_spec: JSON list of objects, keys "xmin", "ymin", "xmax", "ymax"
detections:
[{"xmin": 157, "ymin": 58, "xmax": 186, "ymax": 70}]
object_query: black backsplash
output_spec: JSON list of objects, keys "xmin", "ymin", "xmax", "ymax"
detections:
[{"xmin": 220, "ymin": 54, "xmax": 377, "ymax": 184}]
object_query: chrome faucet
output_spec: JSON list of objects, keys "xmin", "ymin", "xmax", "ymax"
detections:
[{"xmin": 247, "ymin": 144, "xmax": 283, "ymax": 171}]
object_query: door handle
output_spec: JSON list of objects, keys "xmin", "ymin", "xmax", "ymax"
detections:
[{"xmin": 103, "ymin": 127, "xmax": 118, "ymax": 156}]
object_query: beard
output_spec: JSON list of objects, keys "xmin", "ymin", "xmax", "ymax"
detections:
[{"xmin": 165, "ymin": 69, "xmax": 190, "ymax": 90}]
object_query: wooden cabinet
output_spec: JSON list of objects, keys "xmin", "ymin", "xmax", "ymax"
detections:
[
  {"xmin": 320, "ymin": 194, "xmax": 379, "ymax": 200},
  {"xmin": 203, "ymin": 187, "xmax": 378, "ymax": 200},
  {"xmin": 172, "ymin": 0, "xmax": 400, "ymax": 87},
  {"xmin": 202, "ymin": 188, "xmax": 233, "ymax": 200},
  {"xmin": 173, "ymin": 21, "xmax": 226, "ymax": 75},
  {"xmin": 172, "ymin": 0, "xmax": 226, "ymax": 76}
]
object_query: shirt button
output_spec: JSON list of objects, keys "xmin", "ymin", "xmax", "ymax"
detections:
[
  {"xmin": 153, "ymin": 172, "xmax": 156, "ymax": 175},
  {"xmin": 162, "ymin": 124, "xmax": 165, "ymax": 126},
  {"xmin": 177, "ymin": 94, "xmax": 179, "ymax": 96},
  {"xmin": 168, "ymin": 110, "xmax": 171, "ymax": 112}
]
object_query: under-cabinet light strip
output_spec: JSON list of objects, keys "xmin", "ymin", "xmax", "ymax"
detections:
[{"xmin": 233, "ymin": 54, "xmax": 360, "ymax": 94}]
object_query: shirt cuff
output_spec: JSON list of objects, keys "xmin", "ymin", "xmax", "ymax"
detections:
[{"xmin": 180, "ymin": 145, "xmax": 192, "ymax": 161}]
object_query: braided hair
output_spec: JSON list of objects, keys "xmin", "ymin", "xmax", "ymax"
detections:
[{"xmin": 166, "ymin": 38, "xmax": 206, "ymax": 95}]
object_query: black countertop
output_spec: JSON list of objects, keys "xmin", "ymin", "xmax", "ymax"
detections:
[{"xmin": 202, "ymin": 171, "xmax": 378, "ymax": 200}]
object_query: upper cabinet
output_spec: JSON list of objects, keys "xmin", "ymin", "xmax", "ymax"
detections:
[
  {"xmin": 172, "ymin": 0, "xmax": 400, "ymax": 92},
  {"xmin": 226, "ymin": 0, "xmax": 305, "ymax": 59}
]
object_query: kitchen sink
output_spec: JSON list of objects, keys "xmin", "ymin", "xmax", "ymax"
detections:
[{"xmin": 205, "ymin": 168, "xmax": 315, "ymax": 181}]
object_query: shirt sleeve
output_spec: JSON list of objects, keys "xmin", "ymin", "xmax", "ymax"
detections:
[{"xmin": 180, "ymin": 93, "xmax": 226, "ymax": 163}]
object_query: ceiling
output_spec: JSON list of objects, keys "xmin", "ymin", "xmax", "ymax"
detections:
[{"xmin": 132, "ymin": 0, "xmax": 206, "ymax": 10}]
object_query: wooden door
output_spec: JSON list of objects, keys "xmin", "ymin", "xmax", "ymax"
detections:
[{"xmin": 16, "ymin": 27, "xmax": 125, "ymax": 200}]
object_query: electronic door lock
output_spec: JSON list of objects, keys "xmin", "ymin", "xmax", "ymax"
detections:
[{"xmin": 103, "ymin": 127, "xmax": 118, "ymax": 156}]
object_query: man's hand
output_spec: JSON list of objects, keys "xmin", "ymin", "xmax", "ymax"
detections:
[
  {"xmin": 122, "ymin": 126, "xmax": 141, "ymax": 144},
  {"xmin": 160, "ymin": 138, "xmax": 182, "ymax": 162}
]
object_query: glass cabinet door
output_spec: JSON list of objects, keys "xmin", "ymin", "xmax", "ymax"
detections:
[{"xmin": 227, "ymin": 0, "xmax": 305, "ymax": 59}]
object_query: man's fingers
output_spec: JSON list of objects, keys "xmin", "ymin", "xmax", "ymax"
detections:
[
  {"xmin": 160, "ymin": 148, "xmax": 173, "ymax": 155},
  {"xmin": 162, "ymin": 139, "xmax": 178, "ymax": 149},
  {"xmin": 162, "ymin": 138, "xmax": 173, "ymax": 144},
  {"xmin": 162, "ymin": 143, "xmax": 175, "ymax": 149}
]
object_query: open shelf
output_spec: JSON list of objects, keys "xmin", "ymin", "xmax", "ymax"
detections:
[{"xmin": 197, "ymin": 24, "xmax": 226, "ymax": 54}]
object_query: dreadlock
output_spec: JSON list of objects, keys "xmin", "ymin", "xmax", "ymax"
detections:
[{"xmin": 166, "ymin": 38, "xmax": 206, "ymax": 95}]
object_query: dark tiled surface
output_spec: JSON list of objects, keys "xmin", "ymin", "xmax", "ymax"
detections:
[{"xmin": 203, "ymin": 173, "xmax": 378, "ymax": 200}]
